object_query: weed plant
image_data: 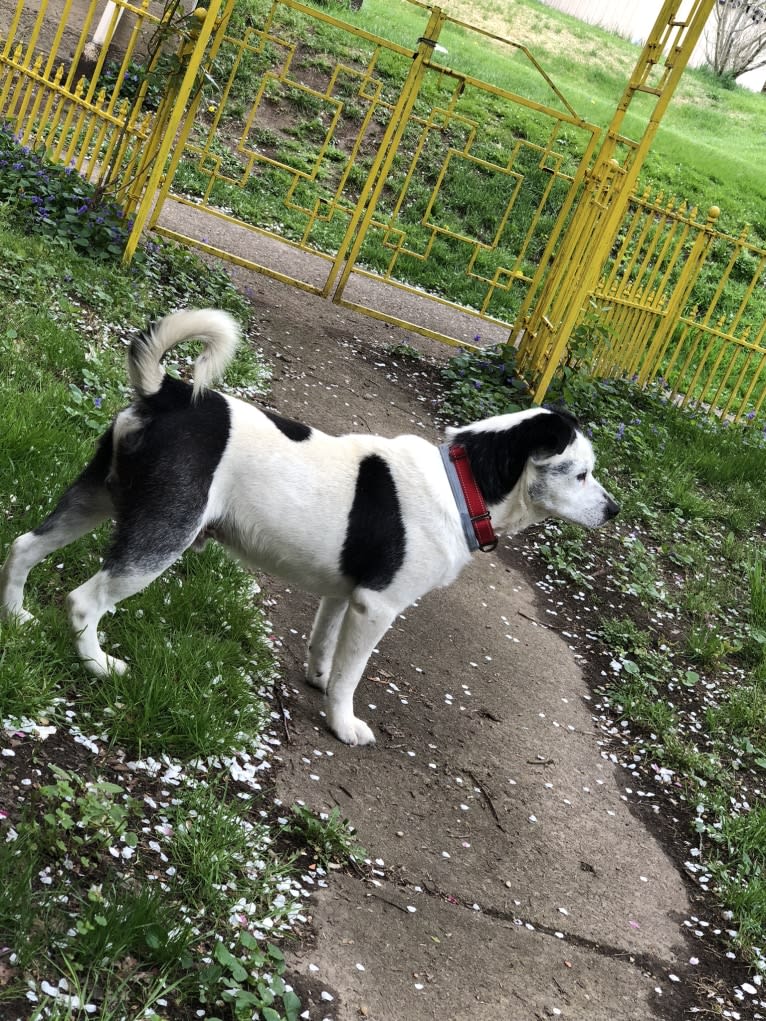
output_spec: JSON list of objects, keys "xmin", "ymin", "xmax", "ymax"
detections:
[{"xmin": 439, "ymin": 345, "xmax": 766, "ymax": 977}]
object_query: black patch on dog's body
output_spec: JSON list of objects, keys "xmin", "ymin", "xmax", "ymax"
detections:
[
  {"xmin": 106, "ymin": 377, "xmax": 231, "ymax": 570},
  {"xmin": 341, "ymin": 454, "xmax": 406, "ymax": 590},
  {"xmin": 263, "ymin": 409, "xmax": 312, "ymax": 442},
  {"xmin": 453, "ymin": 410, "xmax": 577, "ymax": 505}
]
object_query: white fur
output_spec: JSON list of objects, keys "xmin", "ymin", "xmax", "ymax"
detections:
[
  {"xmin": 128, "ymin": 308, "xmax": 240, "ymax": 399},
  {"xmin": 0, "ymin": 311, "xmax": 618, "ymax": 747}
]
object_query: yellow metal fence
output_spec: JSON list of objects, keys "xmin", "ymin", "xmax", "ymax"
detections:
[
  {"xmin": 148, "ymin": 0, "xmax": 603, "ymax": 354},
  {"xmin": 0, "ymin": 0, "xmax": 223, "ymax": 217},
  {"xmin": 2, "ymin": 0, "xmax": 764, "ymax": 425},
  {"xmin": 587, "ymin": 192, "xmax": 766, "ymax": 424},
  {"xmin": 0, "ymin": 0, "xmax": 159, "ymax": 203}
]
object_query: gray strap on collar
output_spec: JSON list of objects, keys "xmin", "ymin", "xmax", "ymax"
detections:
[{"xmin": 439, "ymin": 443, "xmax": 480, "ymax": 553}]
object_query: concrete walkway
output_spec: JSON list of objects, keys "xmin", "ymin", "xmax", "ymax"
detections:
[{"xmin": 191, "ymin": 250, "xmax": 699, "ymax": 1021}]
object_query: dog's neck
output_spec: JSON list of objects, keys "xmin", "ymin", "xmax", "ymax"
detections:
[
  {"xmin": 455, "ymin": 434, "xmax": 545, "ymax": 537},
  {"xmin": 452, "ymin": 428, "xmax": 530, "ymax": 507},
  {"xmin": 491, "ymin": 480, "xmax": 548, "ymax": 536}
]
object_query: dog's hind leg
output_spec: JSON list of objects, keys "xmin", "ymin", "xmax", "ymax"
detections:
[
  {"xmin": 324, "ymin": 592, "xmax": 398, "ymax": 746},
  {"xmin": 66, "ymin": 506, "xmax": 206, "ymax": 677},
  {"xmin": 66, "ymin": 522, "xmax": 204, "ymax": 673},
  {"xmin": 0, "ymin": 431, "xmax": 114, "ymax": 624},
  {"xmin": 306, "ymin": 596, "xmax": 348, "ymax": 692}
]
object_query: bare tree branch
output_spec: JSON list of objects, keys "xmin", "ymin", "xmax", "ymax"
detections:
[{"xmin": 706, "ymin": 0, "xmax": 766, "ymax": 78}]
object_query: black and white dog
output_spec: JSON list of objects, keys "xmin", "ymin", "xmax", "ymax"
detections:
[{"xmin": 0, "ymin": 309, "xmax": 618, "ymax": 745}]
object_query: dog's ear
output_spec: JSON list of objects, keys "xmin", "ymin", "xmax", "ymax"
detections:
[{"xmin": 528, "ymin": 410, "xmax": 578, "ymax": 463}]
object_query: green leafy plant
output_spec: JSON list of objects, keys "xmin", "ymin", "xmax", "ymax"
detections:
[
  {"xmin": 0, "ymin": 123, "xmax": 132, "ymax": 258},
  {"xmin": 440, "ymin": 342, "xmax": 531, "ymax": 423},
  {"xmin": 38, "ymin": 765, "xmax": 138, "ymax": 861},
  {"xmin": 202, "ymin": 936, "xmax": 302, "ymax": 1021},
  {"xmin": 287, "ymin": 804, "xmax": 366, "ymax": 867}
]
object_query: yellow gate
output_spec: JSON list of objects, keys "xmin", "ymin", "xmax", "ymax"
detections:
[
  {"xmin": 141, "ymin": 0, "xmax": 603, "ymax": 352},
  {"xmin": 587, "ymin": 191, "xmax": 766, "ymax": 425},
  {"xmin": 7, "ymin": 0, "xmax": 756, "ymax": 422}
]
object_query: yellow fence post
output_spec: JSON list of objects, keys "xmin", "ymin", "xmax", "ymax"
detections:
[
  {"xmin": 145, "ymin": 0, "xmax": 237, "ymax": 234},
  {"xmin": 323, "ymin": 6, "xmax": 447, "ymax": 301},
  {"xmin": 636, "ymin": 205, "xmax": 721, "ymax": 385},
  {"xmin": 122, "ymin": 0, "xmax": 224, "ymax": 262},
  {"xmin": 517, "ymin": 0, "xmax": 717, "ymax": 404}
]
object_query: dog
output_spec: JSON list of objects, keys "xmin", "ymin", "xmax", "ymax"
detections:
[{"xmin": 0, "ymin": 309, "xmax": 618, "ymax": 745}]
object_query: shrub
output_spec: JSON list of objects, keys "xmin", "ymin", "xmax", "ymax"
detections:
[{"xmin": 0, "ymin": 122, "xmax": 131, "ymax": 258}]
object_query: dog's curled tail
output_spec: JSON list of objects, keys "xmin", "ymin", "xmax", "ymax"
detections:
[{"xmin": 128, "ymin": 308, "xmax": 241, "ymax": 400}]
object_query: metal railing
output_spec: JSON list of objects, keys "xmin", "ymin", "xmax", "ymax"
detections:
[{"xmin": 5, "ymin": 0, "xmax": 762, "ymax": 426}]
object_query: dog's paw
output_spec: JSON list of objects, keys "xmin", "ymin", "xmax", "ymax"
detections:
[
  {"xmin": 305, "ymin": 664, "xmax": 329, "ymax": 693},
  {"xmin": 1, "ymin": 605, "xmax": 36, "ymax": 626},
  {"xmin": 328, "ymin": 711, "xmax": 376, "ymax": 747},
  {"xmin": 106, "ymin": 655, "xmax": 129, "ymax": 676},
  {"xmin": 84, "ymin": 654, "xmax": 129, "ymax": 678}
]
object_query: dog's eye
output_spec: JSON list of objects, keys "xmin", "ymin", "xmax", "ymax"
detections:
[{"xmin": 577, "ymin": 472, "xmax": 587, "ymax": 482}]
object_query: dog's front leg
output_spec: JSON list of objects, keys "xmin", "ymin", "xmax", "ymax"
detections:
[
  {"xmin": 306, "ymin": 596, "xmax": 348, "ymax": 692},
  {"xmin": 325, "ymin": 593, "xmax": 397, "ymax": 747}
]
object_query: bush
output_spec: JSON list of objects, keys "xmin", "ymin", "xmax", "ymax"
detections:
[
  {"xmin": 440, "ymin": 343, "xmax": 531, "ymax": 424},
  {"xmin": 0, "ymin": 122, "xmax": 131, "ymax": 258}
]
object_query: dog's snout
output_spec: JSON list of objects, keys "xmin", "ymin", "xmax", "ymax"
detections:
[{"xmin": 605, "ymin": 495, "xmax": 620, "ymax": 520}]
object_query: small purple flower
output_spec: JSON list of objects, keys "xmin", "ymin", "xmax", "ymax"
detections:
[
  {"xmin": 616, "ymin": 422, "xmax": 626, "ymax": 440},
  {"xmin": 76, "ymin": 203, "xmax": 89, "ymax": 215},
  {"xmin": 93, "ymin": 397, "xmax": 103, "ymax": 409}
]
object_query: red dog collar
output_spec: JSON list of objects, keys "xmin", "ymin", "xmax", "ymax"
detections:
[{"xmin": 442, "ymin": 443, "xmax": 498, "ymax": 553}]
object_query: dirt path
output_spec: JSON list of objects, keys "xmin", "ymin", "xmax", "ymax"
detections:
[{"xmin": 208, "ymin": 262, "xmax": 698, "ymax": 1021}]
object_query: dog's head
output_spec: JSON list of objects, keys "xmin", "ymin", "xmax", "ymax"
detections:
[{"xmin": 447, "ymin": 407, "xmax": 619, "ymax": 533}]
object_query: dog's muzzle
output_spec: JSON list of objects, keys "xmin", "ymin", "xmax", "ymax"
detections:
[{"xmin": 604, "ymin": 496, "xmax": 620, "ymax": 520}]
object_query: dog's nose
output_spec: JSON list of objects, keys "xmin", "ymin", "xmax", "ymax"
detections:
[{"xmin": 605, "ymin": 496, "xmax": 620, "ymax": 519}]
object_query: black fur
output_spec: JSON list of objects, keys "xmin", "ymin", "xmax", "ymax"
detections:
[
  {"xmin": 130, "ymin": 328, "xmax": 153, "ymax": 363},
  {"xmin": 106, "ymin": 377, "xmax": 230, "ymax": 570},
  {"xmin": 263, "ymin": 409, "xmax": 312, "ymax": 442},
  {"xmin": 34, "ymin": 427, "xmax": 115, "ymax": 536},
  {"xmin": 341, "ymin": 454, "xmax": 406, "ymax": 590},
  {"xmin": 453, "ymin": 410, "xmax": 578, "ymax": 506}
]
